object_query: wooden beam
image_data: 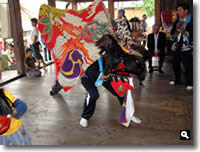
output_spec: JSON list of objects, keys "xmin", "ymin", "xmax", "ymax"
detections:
[
  {"xmin": 72, "ymin": 0, "xmax": 77, "ymax": 10},
  {"xmin": 8, "ymin": 0, "xmax": 26, "ymax": 74},
  {"xmin": 48, "ymin": 0, "xmax": 56, "ymax": 7},
  {"xmin": 155, "ymin": 0, "xmax": 161, "ymax": 25},
  {"xmin": 108, "ymin": 0, "xmax": 114, "ymax": 18},
  {"xmin": 3, "ymin": 39, "xmax": 6, "ymax": 51}
]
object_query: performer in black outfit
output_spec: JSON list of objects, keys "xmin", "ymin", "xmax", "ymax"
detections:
[{"xmin": 80, "ymin": 35, "xmax": 146, "ymax": 127}]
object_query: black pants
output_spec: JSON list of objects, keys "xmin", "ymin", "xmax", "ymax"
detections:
[
  {"xmin": 172, "ymin": 51, "xmax": 193, "ymax": 86},
  {"xmin": 44, "ymin": 47, "xmax": 52, "ymax": 61},
  {"xmin": 142, "ymin": 40, "xmax": 146, "ymax": 47},
  {"xmin": 81, "ymin": 76, "xmax": 124, "ymax": 120},
  {"xmin": 148, "ymin": 53, "xmax": 165, "ymax": 69},
  {"xmin": 31, "ymin": 42, "xmax": 42, "ymax": 60}
]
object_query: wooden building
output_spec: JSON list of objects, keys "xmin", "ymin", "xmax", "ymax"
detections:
[{"xmin": 6, "ymin": 0, "xmax": 193, "ymax": 76}]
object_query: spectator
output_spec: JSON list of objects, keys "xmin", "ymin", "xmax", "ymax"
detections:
[
  {"xmin": 140, "ymin": 14, "xmax": 148, "ymax": 32},
  {"xmin": 0, "ymin": 50, "xmax": 2, "ymax": 80},
  {"xmin": 169, "ymin": 3, "xmax": 193, "ymax": 91},
  {"xmin": 115, "ymin": 9, "xmax": 132, "ymax": 47},
  {"xmin": 30, "ymin": 18, "xmax": 46, "ymax": 70},
  {"xmin": 147, "ymin": 24, "xmax": 166, "ymax": 74},
  {"xmin": 2, "ymin": 42, "xmax": 9, "ymax": 55},
  {"xmin": 140, "ymin": 14, "xmax": 148, "ymax": 47},
  {"xmin": 7, "ymin": 44, "xmax": 16, "ymax": 64},
  {"xmin": 162, "ymin": 22, "xmax": 173, "ymax": 56},
  {"xmin": 24, "ymin": 39, "xmax": 30, "ymax": 52},
  {"xmin": 163, "ymin": 22, "xmax": 173, "ymax": 39},
  {"xmin": 24, "ymin": 48, "xmax": 41, "ymax": 77}
]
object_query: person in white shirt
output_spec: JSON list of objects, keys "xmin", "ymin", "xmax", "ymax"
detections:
[
  {"xmin": 30, "ymin": 18, "xmax": 46, "ymax": 70},
  {"xmin": 140, "ymin": 14, "xmax": 148, "ymax": 32},
  {"xmin": 147, "ymin": 24, "xmax": 166, "ymax": 73},
  {"xmin": 140, "ymin": 14, "xmax": 148, "ymax": 47}
]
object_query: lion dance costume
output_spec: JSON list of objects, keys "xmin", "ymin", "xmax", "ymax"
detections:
[{"xmin": 38, "ymin": 0, "xmax": 146, "ymax": 127}]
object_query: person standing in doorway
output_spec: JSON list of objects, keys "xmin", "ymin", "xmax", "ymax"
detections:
[
  {"xmin": 30, "ymin": 18, "xmax": 46, "ymax": 70},
  {"xmin": 140, "ymin": 14, "xmax": 148, "ymax": 47}
]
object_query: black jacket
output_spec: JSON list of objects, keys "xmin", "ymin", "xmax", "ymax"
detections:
[{"xmin": 147, "ymin": 32, "xmax": 166, "ymax": 55}]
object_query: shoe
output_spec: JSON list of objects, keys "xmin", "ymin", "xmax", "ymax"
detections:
[
  {"xmin": 131, "ymin": 116, "xmax": 142, "ymax": 124},
  {"xmin": 169, "ymin": 81, "xmax": 175, "ymax": 86},
  {"xmin": 158, "ymin": 69, "xmax": 164, "ymax": 74},
  {"xmin": 139, "ymin": 82, "xmax": 145, "ymax": 88},
  {"xmin": 50, "ymin": 90, "xmax": 56, "ymax": 96},
  {"xmin": 149, "ymin": 68, "xmax": 153, "ymax": 73},
  {"xmin": 186, "ymin": 86, "xmax": 193, "ymax": 91},
  {"xmin": 80, "ymin": 118, "xmax": 88, "ymax": 128},
  {"xmin": 169, "ymin": 80, "xmax": 181, "ymax": 86}
]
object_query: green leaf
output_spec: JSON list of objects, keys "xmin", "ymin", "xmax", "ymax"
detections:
[
  {"xmin": 42, "ymin": 24, "xmax": 51, "ymax": 35},
  {"xmin": 47, "ymin": 26, "xmax": 53, "ymax": 42},
  {"xmin": 39, "ymin": 17, "xmax": 50, "ymax": 25},
  {"xmin": 140, "ymin": 0, "xmax": 155, "ymax": 17}
]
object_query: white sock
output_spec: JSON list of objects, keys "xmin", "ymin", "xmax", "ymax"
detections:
[{"xmin": 80, "ymin": 118, "xmax": 88, "ymax": 128}]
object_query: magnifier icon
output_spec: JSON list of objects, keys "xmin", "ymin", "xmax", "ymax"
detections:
[{"xmin": 181, "ymin": 131, "xmax": 189, "ymax": 139}]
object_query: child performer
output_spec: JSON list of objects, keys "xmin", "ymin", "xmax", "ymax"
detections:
[{"xmin": 0, "ymin": 88, "xmax": 31, "ymax": 145}]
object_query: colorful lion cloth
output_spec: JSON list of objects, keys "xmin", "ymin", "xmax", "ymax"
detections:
[
  {"xmin": 38, "ymin": 0, "xmax": 114, "ymax": 92},
  {"xmin": 38, "ymin": 0, "xmax": 143, "ymax": 127}
]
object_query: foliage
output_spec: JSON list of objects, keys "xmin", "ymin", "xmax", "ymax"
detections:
[
  {"xmin": 141, "ymin": 0, "xmax": 155, "ymax": 17},
  {"xmin": 131, "ymin": 0, "xmax": 155, "ymax": 17}
]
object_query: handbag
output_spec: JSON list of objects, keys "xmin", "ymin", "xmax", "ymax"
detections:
[{"xmin": 171, "ymin": 41, "xmax": 181, "ymax": 52}]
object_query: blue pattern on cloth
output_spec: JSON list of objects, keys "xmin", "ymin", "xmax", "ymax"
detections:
[
  {"xmin": 179, "ymin": 14, "xmax": 192, "ymax": 28},
  {"xmin": 170, "ymin": 14, "xmax": 191, "ymax": 44},
  {"xmin": 95, "ymin": 58, "xmax": 104, "ymax": 87},
  {"xmin": 0, "ymin": 125, "xmax": 31, "ymax": 145}
]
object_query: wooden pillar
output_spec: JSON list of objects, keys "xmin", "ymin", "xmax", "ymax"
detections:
[
  {"xmin": 155, "ymin": 0, "xmax": 161, "ymax": 25},
  {"xmin": 72, "ymin": 0, "xmax": 77, "ymax": 10},
  {"xmin": 48, "ymin": 0, "xmax": 56, "ymax": 7},
  {"xmin": 3, "ymin": 39, "xmax": 7, "ymax": 51},
  {"xmin": 108, "ymin": 0, "xmax": 114, "ymax": 18},
  {"xmin": 8, "ymin": 0, "xmax": 26, "ymax": 74}
]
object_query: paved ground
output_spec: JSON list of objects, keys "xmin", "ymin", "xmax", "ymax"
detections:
[{"xmin": 3, "ymin": 60, "xmax": 193, "ymax": 145}]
